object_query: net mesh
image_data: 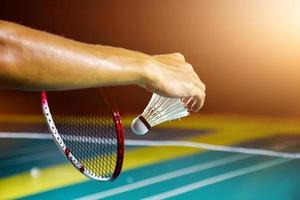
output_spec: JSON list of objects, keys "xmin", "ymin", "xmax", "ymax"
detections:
[{"xmin": 46, "ymin": 89, "xmax": 121, "ymax": 179}]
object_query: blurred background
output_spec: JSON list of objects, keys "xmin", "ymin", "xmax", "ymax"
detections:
[
  {"xmin": 0, "ymin": 0, "xmax": 300, "ymax": 117},
  {"xmin": 1, "ymin": 1, "xmax": 300, "ymax": 199}
]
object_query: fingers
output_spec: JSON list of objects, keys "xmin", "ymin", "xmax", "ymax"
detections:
[
  {"xmin": 182, "ymin": 97, "xmax": 196, "ymax": 111},
  {"xmin": 194, "ymin": 92, "xmax": 206, "ymax": 112},
  {"xmin": 148, "ymin": 52, "xmax": 206, "ymax": 112},
  {"xmin": 181, "ymin": 86, "xmax": 206, "ymax": 113},
  {"xmin": 183, "ymin": 82, "xmax": 206, "ymax": 112},
  {"xmin": 193, "ymin": 80, "xmax": 206, "ymax": 112},
  {"xmin": 186, "ymin": 95, "xmax": 205, "ymax": 112}
]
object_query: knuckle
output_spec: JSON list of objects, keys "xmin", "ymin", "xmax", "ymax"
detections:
[
  {"xmin": 186, "ymin": 63, "xmax": 193, "ymax": 69},
  {"xmin": 173, "ymin": 53, "xmax": 185, "ymax": 62},
  {"xmin": 173, "ymin": 52, "xmax": 184, "ymax": 58},
  {"xmin": 197, "ymin": 81, "xmax": 206, "ymax": 91}
]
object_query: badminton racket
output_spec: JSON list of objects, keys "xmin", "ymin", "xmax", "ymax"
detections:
[{"xmin": 41, "ymin": 89, "xmax": 124, "ymax": 181}]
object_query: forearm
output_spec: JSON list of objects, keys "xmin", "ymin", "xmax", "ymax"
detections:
[{"xmin": 0, "ymin": 20, "xmax": 149, "ymax": 91}]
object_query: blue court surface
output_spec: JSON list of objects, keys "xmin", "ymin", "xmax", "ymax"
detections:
[{"xmin": 0, "ymin": 114, "xmax": 300, "ymax": 200}]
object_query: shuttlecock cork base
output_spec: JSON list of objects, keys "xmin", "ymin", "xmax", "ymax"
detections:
[{"xmin": 131, "ymin": 115, "xmax": 152, "ymax": 135}]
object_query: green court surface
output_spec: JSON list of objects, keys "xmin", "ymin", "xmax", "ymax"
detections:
[{"xmin": 0, "ymin": 114, "xmax": 300, "ymax": 200}]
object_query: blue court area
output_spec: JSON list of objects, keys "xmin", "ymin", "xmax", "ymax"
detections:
[{"xmin": 0, "ymin": 114, "xmax": 300, "ymax": 199}]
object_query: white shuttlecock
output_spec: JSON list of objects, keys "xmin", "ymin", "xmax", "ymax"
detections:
[{"xmin": 131, "ymin": 93, "xmax": 190, "ymax": 135}]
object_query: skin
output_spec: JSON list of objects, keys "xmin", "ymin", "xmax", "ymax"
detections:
[{"xmin": 0, "ymin": 20, "xmax": 206, "ymax": 112}]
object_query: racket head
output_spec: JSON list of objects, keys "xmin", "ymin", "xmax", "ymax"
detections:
[{"xmin": 41, "ymin": 89, "xmax": 124, "ymax": 181}]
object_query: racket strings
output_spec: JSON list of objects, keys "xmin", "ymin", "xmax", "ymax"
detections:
[{"xmin": 54, "ymin": 114, "xmax": 118, "ymax": 178}]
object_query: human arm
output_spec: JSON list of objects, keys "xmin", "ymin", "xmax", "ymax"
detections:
[{"xmin": 0, "ymin": 20, "xmax": 205, "ymax": 111}]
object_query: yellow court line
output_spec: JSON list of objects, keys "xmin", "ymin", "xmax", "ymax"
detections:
[{"xmin": 1, "ymin": 115, "xmax": 300, "ymax": 199}]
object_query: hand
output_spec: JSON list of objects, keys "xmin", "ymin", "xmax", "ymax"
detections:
[{"xmin": 141, "ymin": 53, "xmax": 206, "ymax": 112}]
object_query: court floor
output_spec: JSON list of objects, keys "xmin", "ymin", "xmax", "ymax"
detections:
[{"xmin": 0, "ymin": 114, "xmax": 300, "ymax": 199}]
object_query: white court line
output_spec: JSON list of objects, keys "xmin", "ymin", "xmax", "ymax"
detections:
[
  {"xmin": 0, "ymin": 132, "xmax": 51, "ymax": 139},
  {"xmin": 126, "ymin": 140, "xmax": 300, "ymax": 159},
  {"xmin": 1, "ymin": 132, "xmax": 300, "ymax": 159},
  {"xmin": 0, "ymin": 132, "xmax": 117, "ymax": 144},
  {"xmin": 142, "ymin": 158, "xmax": 291, "ymax": 200},
  {"xmin": 75, "ymin": 154, "xmax": 251, "ymax": 200}
]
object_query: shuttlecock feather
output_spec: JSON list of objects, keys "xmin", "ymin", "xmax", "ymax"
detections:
[{"xmin": 131, "ymin": 93, "xmax": 190, "ymax": 135}]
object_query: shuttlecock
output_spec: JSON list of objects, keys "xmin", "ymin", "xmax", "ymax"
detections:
[{"xmin": 131, "ymin": 93, "xmax": 190, "ymax": 135}]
